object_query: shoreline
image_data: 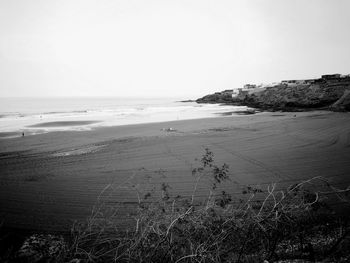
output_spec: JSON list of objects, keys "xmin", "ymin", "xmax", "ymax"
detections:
[
  {"xmin": 0, "ymin": 106, "xmax": 253, "ymax": 140},
  {"xmin": 0, "ymin": 111, "xmax": 269, "ymax": 152},
  {"xmin": 0, "ymin": 98, "xmax": 252, "ymax": 139}
]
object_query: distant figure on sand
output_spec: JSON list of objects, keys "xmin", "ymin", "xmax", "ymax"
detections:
[{"xmin": 22, "ymin": 132, "xmax": 24, "ymax": 137}]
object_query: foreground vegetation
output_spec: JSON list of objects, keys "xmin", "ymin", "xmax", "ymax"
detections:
[{"xmin": 4, "ymin": 149, "xmax": 350, "ymax": 262}]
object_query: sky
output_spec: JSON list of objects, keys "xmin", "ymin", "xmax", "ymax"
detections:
[{"xmin": 0, "ymin": 0, "xmax": 350, "ymax": 98}]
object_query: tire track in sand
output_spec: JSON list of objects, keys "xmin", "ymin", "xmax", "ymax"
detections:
[{"xmin": 208, "ymin": 141, "xmax": 292, "ymax": 181}]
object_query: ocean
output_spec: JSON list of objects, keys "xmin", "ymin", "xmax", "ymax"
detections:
[{"xmin": 0, "ymin": 97, "xmax": 249, "ymax": 138}]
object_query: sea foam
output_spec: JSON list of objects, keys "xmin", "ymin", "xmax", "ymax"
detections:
[{"xmin": 0, "ymin": 97, "xmax": 250, "ymax": 137}]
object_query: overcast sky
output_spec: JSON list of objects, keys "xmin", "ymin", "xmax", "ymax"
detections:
[{"xmin": 1, "ymin": 0, "xmax": 350, "ymax": 98}]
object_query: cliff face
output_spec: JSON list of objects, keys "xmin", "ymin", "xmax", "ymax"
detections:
[
  {"xmin": 196, "ymin": 76, "xmax": 350, "ymax": 111},
  {"xmin": 243, "ymin": 82, "xmax": 350, "ymax": 110}
]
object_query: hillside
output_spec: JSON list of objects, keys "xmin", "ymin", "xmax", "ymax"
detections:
[{"xmin": 196, "ymin": 74, "xmax": 350, "ymax": 111}]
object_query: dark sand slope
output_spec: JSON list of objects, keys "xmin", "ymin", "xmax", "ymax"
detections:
[{"xmin": 1, "ymin": 111, "xmax": 350, "ymax": 231}]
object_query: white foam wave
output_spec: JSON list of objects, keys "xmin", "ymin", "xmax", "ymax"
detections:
[{"xmin": 0, "ymin": 98, "xmax": 250, "ymax": 136}]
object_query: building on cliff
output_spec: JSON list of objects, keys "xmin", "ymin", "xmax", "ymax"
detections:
[
  {"xmin": 275, "ymin": 74, "xmax": 348, "ymax": 86},
  {"xmin": 237, "ymin": 84, "xmax": 263, "ymax": 99},
  {"xmin": 243, "ymin": 84, "xmax": 257, "ymax": 89},
  {"xmin": 231, "ymin": 89, "xmax": 239, "ymax": 98},
  {"xmin": 236, "ymin": 73, "xmax": 350, "ymax": 100},
  {"xmin": 281, "ymin": 79, "xmax": 308, "ymax": 85},
  {"xmin": 197, "ymin": 73, "xmax": 350, "ymax": 109}
]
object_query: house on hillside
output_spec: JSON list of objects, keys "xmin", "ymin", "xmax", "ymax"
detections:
[
  {"xmin": 220, "ymin": 89, "xmax": 234, "ymax": 97},
  {"xmin": 281, "ymin": 80, "xmax": 297, "ymax": 84},
  {"xmin": 281, "ymin": 79, "xmax": 309, "ymax": 85},
  {"xmin": 237, "ymin": 84, "xmax": 259, "ymax": 99},
  {"xmin": 231, "ymin": 89, "xmax": 239, "ymax": 98},
  {"xmin": 243, "ymin": 84, "xmax": 257, "ymax": 90}
]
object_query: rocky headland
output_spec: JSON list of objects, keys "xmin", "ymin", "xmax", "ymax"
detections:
[{"xmin": 196, "ymin": 74, "xmax": 350, "ymax": 111}]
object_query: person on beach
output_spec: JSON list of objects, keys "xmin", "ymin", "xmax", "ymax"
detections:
[{"xmin": 22, "ymin": 132, "xmax": 24, "ymax": 137}]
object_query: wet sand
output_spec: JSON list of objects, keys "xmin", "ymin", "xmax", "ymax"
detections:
[
  {"xmin": 1, "ymin": 111, "xmax": 350, "ymax": 232},
  {"xmin": 0, "ymin": 131, "xmax": 19, "ymax": 138},
  {"xmin": 28, "ymin": 120, "xmax": 100, "ymax": 128}
]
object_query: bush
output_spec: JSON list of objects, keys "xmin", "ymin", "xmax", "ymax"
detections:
[{"xmin": 67, "ymin": 149, "xmax": 350, "ymax": 263}]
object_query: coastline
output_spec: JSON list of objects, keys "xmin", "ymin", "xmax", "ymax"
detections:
[
  {"xmin": 0, "ymin": 112, "xmax": 262, "ymax": 153},
  {"xmin": 1, "ymin": 110, "xmax": 350, "ymax": 232},
  {"xmin": 0, "ymin": 98, "xmax": 251, "ymax": 139}
]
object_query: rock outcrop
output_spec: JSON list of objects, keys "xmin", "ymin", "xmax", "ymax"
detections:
[
  {"xmin": 196, "ymin": 90, "xmax": 240, "ymax": 104},
  {"xmin": 242, "ymin": 82, "xmax": 350, "ymax": 111},
  {"xmin": 196, "ymin": 75, "xmax": 350, "ymax": 111}
]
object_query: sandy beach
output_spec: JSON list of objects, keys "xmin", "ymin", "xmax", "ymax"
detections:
[{"xmin": 1, "ymin": 111, "xmax": 350, "ymax": 232}]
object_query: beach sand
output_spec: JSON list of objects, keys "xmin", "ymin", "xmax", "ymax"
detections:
[
  {"xmin": 28, "ymin": 120, "xmax": 101, "ymax": 128},
  {"xmin": 1, "ymin": 111, "xmax": 350, "ymax": 232}
]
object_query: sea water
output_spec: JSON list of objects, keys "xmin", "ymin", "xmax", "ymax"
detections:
[{"xmin": 0, "ymin": 97, "xmax": 249, "ymax": 138}]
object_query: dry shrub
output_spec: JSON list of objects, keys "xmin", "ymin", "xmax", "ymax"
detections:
[{"xmin": 68, "ymin": 149, "xmax": 350, "ymax": 263}]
